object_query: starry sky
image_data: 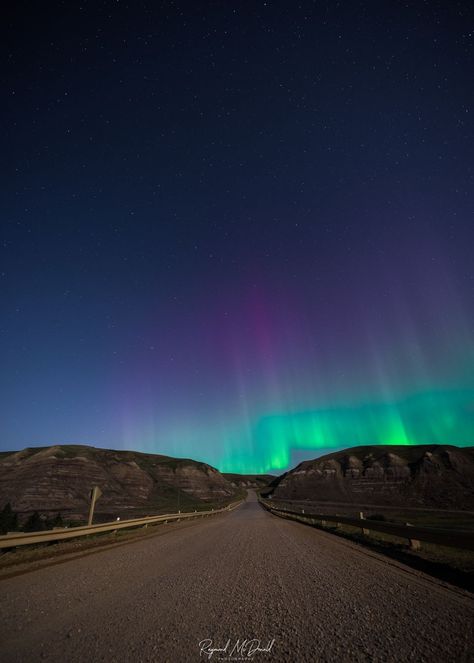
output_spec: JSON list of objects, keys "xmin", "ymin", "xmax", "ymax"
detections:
[{"xmin": 2, "ymin": 2, "xmax": 474, "ymax": 473}]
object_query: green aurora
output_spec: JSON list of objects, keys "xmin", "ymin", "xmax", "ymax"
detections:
[{"xmin": 218, "ymin": 390, "xmax": 474, "ymax": 474}]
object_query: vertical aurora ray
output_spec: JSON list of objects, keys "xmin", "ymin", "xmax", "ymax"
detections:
[{"xmin": 112, "ymin": 250, "xmax": 473, "ymax": 475}]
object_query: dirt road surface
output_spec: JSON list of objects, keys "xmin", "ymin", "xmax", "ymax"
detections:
[{"xmin": 1, "ymin": 492, "xmax": 473, "ymax": 662}]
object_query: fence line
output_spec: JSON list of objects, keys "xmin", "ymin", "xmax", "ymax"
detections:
[{"xmin": 259, "ymin": 500, "xmax": 474, "ymax": 551}]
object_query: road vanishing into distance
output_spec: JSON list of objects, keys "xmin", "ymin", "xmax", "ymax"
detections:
[{"xmin": 1, "ymin": 492, "xmax": 473, "ymax": 662}]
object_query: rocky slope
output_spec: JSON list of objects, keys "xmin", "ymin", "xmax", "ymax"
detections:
[
  {"xmin": 0, "ymin": 445, "xmax": 241, "ymax": 522},
  {"xmin": 265, "ymin": 444, "xmax": 474, "ymax": 509},
  {"xmin": 223, "ymin": 473, "xmax": 274, "ymax": 490}
]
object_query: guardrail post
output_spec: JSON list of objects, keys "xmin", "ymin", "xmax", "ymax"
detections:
[
  {"xmin": 359, "ymin": 512, "xmax": 369, "ymax": 536},
  {"xmin": 113, "ymin": 517, "xmax": 120, "ymax": 535},
  {"xmin": 406, "ymin": 523, "xmax": 421, "ymax": 550}
]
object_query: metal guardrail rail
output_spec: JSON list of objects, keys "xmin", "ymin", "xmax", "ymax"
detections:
[
  {"xmin": 0, "ymin": 500, "xmax": 243, "ymax": 550},
  {"xmin": 260, "ymin": 500, "xmax": 474, "ymax": 551}
]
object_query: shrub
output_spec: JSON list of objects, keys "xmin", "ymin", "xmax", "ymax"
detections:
[
  {"xmin": 50, "ymin": 512, "xmax": 64, "ymax": 528},
  {"xmin": 24, "ymin": 511, "xmax": 47, "ymax": 532},
  {"xmin": 0, "ymin": 503, "xmax": 18, "ymax": 534}
]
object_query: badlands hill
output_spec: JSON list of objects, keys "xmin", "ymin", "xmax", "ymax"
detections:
[
  {"xmin": 0, "ymin": 445, "xmax": 241, "ymax": 521},
  {"xmin": 265, "ymin": 444, "xmax": 474, "ymax": 509},
  {"xmin": 223, "ymin": 473, "xmax": 274, "ymax": 489}
]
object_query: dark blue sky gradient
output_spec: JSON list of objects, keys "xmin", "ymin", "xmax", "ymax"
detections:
[{"xmin": 2, "ymin": 2, "xmax": 473, "ymax": 471}]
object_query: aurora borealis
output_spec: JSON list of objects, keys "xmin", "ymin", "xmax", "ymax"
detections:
[
  {"xmin": 2, "ymin": 3, "xmax": 473, "ymax": 474},
  {"xmin": 218, "ymin": 391, "xmax": 474, "ymax": 473}
]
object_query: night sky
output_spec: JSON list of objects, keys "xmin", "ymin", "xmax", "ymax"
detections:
[{"xmin": 2, "ymin": 2, "xmax": 473, "ymax": 473}]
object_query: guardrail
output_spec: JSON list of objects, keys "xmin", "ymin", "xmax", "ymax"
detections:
[
  {"xmin": 260, "ymin": 500, "xmax": 474, "ymax": 551},
  {"xmin": 0, "ymin": 500, "xmax": 243, "ymax": 550}
]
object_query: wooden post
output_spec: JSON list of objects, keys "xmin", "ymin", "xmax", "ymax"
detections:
[
  {"xmin": 406, "ymin": 523, "xmax": 421, "ymax": 550},
  {"xmin": 87, "ymin": 486, "xmax": 102, "ymax": 526},
  {"xmin": 360, "ymin": 511, "xmax": 369, "ymax": 536}
]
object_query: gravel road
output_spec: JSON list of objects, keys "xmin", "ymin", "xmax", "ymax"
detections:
[{"xmin": 1, "ymin": 492, "xmax": 473, "ymax": 662}]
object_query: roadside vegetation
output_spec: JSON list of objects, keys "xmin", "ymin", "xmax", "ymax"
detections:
[{"xmin": 0, "ymin": 503, "xmax": 67, "ymax": 534}]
